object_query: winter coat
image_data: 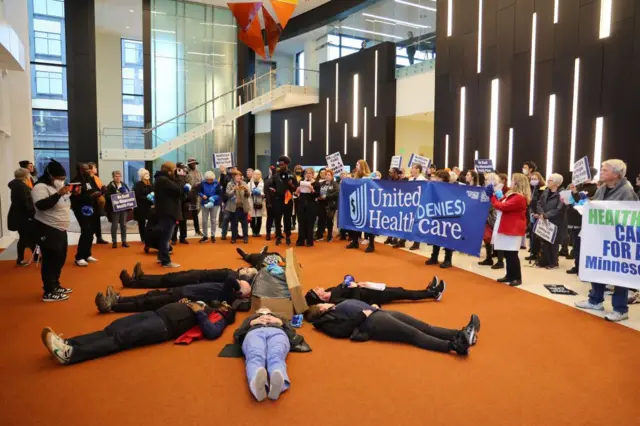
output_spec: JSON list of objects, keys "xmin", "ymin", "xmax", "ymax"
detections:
[
  {"xmin": 134, "ymin": 180, "xmax": 154, "ymax": 220},
  {"xmin": 536, "ymin": 188, "xmax": 565, "ymax": 227},
  {"xmin": 7, "ymin": 179, "xmax": 34, "ymax": 231},
  {"xmin": 248, "ymin": 179, "xmax": 265, "ymax": 217},
  {"xmin": 225, "ymin": 181, "xmax": 252, "ymax": 213},
  {"xmin": 154, "ymin": 171, "xmax": 183, "ymax": 221},
  {"xmin": 199, "ymin": 180, "xmax": 222, "ymax": 207},
  {"xmin": 105, "ymin": 181, "xmax": 132, "ymax": 215},
  {"xmin": 491, "ymin": 193, "xmax": 528, "ymax": 237}
]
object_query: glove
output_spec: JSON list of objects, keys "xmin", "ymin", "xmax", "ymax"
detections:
[
  {"xmin": 343, "ymin": 275, "xmax": 356, "ymax": 287},
  {"xmin": 579, "ymin": 192, "xmax": 588, "ymax": 201},
  {"xmin": 252, "ymin": 188, "xmax": 260, "ymax": 195},
  {"xmin": 485, "ymin": 184, "xmax": 494, "ymax": 198},
  {"xmin": 183, "ymin": 183, "xmax": 192, "ymax": 192},
  {"xmin": 119, "ymin": 186, "xmax": 127, "ymax": 194},
  {"xmin": 204, "ymin": 201, "xmax": 214, "ymax": 209},
  {"xmin": 266, "ymin": 264, "xmax": 284, "ymax": 276},
  {"xmin": 81, "ymin": 205, "xmax": 94, "ymax": 217},
  {"xmin": 147, "ymin": 192, "xmax": 155, "ymax": 203},
  {"xmin": 495, "ymin": 190, "xmax": 504, "ymax": 200}
]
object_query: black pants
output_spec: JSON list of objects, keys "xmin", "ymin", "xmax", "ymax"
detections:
[
  {"xmin": 91, "ymin": 212, "xmax": 104, "ymax": 241},
  {"xmin": 364, "ymin": 311, "xmax": 457, "ymax": 353},
  {"xmin": 172, "ymin": 219, "xmax": 187, "ymax": 242},
  {"xmin": 571, "ymin": 228, "xmax": 582, "ymax": 271},
  {"xmin": 315, "ymin": 205, "xmax": 328, "ymax": 239},
  {"xmin": 265, "ymin": 207, "xmax": 274, "ymax": 237},
  {"xmin": 113, "ymin": 289, "xmax": 183, "ymax": 312},
  {"xmin": 231, "ymin": 209, "xmax": 249, "ymax": 242},
  {"xmin": 36, "ymin": 221, "xmax": 68, "ymax": 294},
  {"xmin": 431, "ymin": 245, "xmax": 452, "ymax": 262},
  {"xmin": 273, "ymin": 199, "xmax": 293, "ymax": 239},
  {"xmin": 136, "ymin": 215, "xmax": 147, "ymax": 240},
  {"xmin": 504, "ymin": 250, "xmax": 522, "ymax": 281},
  {"xmin": 158, "ymin": 216, "xmax": 176, "ymax": 266},
  {"xmin": 251, "ymin": 216, "xmax": 263, "ymax": 236},
  {"xmin": 67, "ymin": 311, "xmax": 170, "ymax": 364},
  {"xmin": 540, "ymin": 240, "xmax": 559, "ymax": 267},
  {"xmin": 73, "ymin": 208, "xmax": 93, "ymax": 261},
  {"xmin": 375, "ymin": 287, "xmax": 438, "ymax": 304},
  {"xmin": 350, "ymin": 231, "xmax": 375, "ymax": 246},
  {"xmin": 16, "ymin": 224, "xmax": 35, "ymax": 263},
  {"xmin": 129, "ymin": 268, "xmax": 236, "ymax": 289},
  {"xmin": 292, "ymin": 199, "xmax": 298, "ymax": 227},
  {"xmin": 296, "ymin": 195, "xmax": 317, "ymax": 245},
  {"xmin": 191, "ymin": 209, "xmax": 201, "ymax": 234}
]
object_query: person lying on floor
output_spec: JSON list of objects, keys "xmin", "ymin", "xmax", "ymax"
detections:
[
  {"xmin": 119, "ymin": 262, "xmax": 258, "ymax": 289},
  {"xmin": 305, "ymin": 275, "xmax": 445, "ymax": 307},
  {"xmin": 304, "ymin": 300, "xmax": 480, "ymax": 356},
  {"xmin": 233, "ymin": 307, "xmax": 306, "ymax": 402},
  {"xmin": 41, "ymin": 300, "xmax": 235, "ymax": 365},
  {"xmin": 95, "ymin": 275, "xmax": 252, "ymax": 313},
  {"xmin": 236, "ymin": 246, "xmax": 285, "ymax": 270}
]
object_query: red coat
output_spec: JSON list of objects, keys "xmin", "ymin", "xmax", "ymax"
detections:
[
  {"xmin": 491, "ymin": 193, "xmax": 527, "ymax": 236},
  {"xmin": 174, "ymin": 312, "xmax": 224, "ymax": 345}
]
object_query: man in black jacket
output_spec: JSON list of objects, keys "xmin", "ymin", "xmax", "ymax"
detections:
[
  {"xmin": 8, "ymin": 168, "xmax": 36, "ymax": 266},
  {"xmin": 566, "ymin": 168, "xmax": 598, "ymax": 274},
  {"xmin": 268, "ymin": 156, "xmax": 298, "ymax": 246},
  {"xmin": 264, "ymin": 166, "xmax": 276, "ymax": 240},
  {"xmin": 171, "ymin": 162, "xmax": 190, "ymax": 245},
  {"xmin": 154, "ymin": 162, "xmax": 183, "ymax": 268},
  {"xmin": 305, "ymin": 276, "xmax": 445, "ymax": 306}
]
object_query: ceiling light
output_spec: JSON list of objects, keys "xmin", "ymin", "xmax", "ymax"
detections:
[
  {"xmin": 365, "ymin": 19, "xmax": 396, "ymax": 26},
  {"xmin": 394, "ymin": 0, "xmax": 437, "ymax": 12},
  {"xmin": 203, "ymin": 39, "xmax": 237, "ymax": 45},
  {"xmin": 187, "ymin": 51, "xmax": 225, "ymax": 57},
  {"xmin": 152, "ymin": 29, "xmax": 176, "ymax": 34},
  {"xmin": 340, "ymin": 26, "xmax": 402, "ymax": 40},
  {"xmin": 151, "ymin": 11, "xmax": 166, "ymax": 15},
  {"xmin": 129, "ymin": 9, "xmax": 134, "ymax": 13},
  {"xmin": 599, "ymin": 0, "xmax": 612, "ymax": 38},
  {"xmin": 200, "ymin": 22, "xmax": 236, "ymax": 28},
  {"xmin": 362, "ymin": 13, "xmax": 430, "ymax": 29}
]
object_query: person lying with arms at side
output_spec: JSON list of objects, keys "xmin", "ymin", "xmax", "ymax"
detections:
[
  {"xmin": 305, "ymin": 300, "xmax": 480, "ymax": 356},
  {"xmin": 305, "ymin": 275, "xmax": 446, "ymax": 307},
  {"xmin": 118, "ymin": 262, "xmax": 258, "ymax": 289},
  {"xmin": 41, "ymin": 301, "xmax": 235, "ymax": 365},
  {"xmin": 233, "ymin": 307, "xmax": 307, "ymax": 402},
  {"xmin": 94, "ymin": 275, "xmax": 252, "ymax": 314}
]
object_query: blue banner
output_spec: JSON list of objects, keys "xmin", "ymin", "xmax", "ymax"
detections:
[{"xmin": 338, "ymin": 179, "xmax": 491, "ymax": 256}]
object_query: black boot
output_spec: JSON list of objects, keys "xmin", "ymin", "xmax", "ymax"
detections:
[
  {"xmin": 365, "ymin": 242, "xmax": 375, "ymax": 253},
  {"xmin": 383, "ymin": 237, "xmax": 394, "ymax": 245},
  {"xmin": 346, "ymin": 240, "xmax": 359, "ymax": 249},
  {"xmin": 478, "ymin": 244, "xmax": 493, "ymax": 266}
]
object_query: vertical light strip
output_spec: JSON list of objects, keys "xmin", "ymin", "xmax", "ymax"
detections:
[
  {"xmin": 553, "ymin": 0, "xmax": 559, "ymax": 24},
  {"xmin": 508, "ymin": 128, "xmax": 514, "ymax": 185},
  {"xmin": 335, "ymin": 63, "xmax": 339, "ymax": 122},
  {"xmin": 569, "ymin": 58, "xmax": 580, "ymax": 170},
  {"xmin": 373, "ymin": 141, "xmax": 378, "ymax": 172},
  {"xmin": 529, "ymin": 13, "xmax": 537, "ymax": 116},
  {"xmin": 309, "ymin": 112, "xmax": 312, "ymax": 141},
  {"xmin": 545, "ymin": 94, "xmax": 557, "ymax": 179},
  {"xmin": 301, "ymin": 128, "xmax": 304, "ymax": 156},
  {"xmin": 594, "ymin": 117, "xmax": 604, "ymax": 179},
  {"xmin": 374, "ymin": 50, "xmax": 379, "ymax": 117},
  {"xmin": 445, "ymin": 134, "xmax": 450, "ymax": 169},
  {"xmin": 458, "ymin": 87, "xmax": 466, "ymax": 170},
  {"xmin": 475, "ymin": 150, "xmax": 479, "ymax": 160},
  {"xmin": 363, "ymin": 107, "xmax": 368, "ymax": 162},
  {"xmin": 447, "ymin": 0, "xmax": 453, "ymax": 37},
  {"xmin": 489, "ymin": 78, "xmax": 500, "ymax": 166},
  {"xmin": 344, "ymin": 123, "xmax": 348, "ymax": 154},
  {"xmin": 284, "ymin": 119, "xmax": 289, "ymax": 157},
  {"xmin": 326, "ymin": 98, "xmax": 330, "ymax": 155},
  {"xmin": 477, "ymin": 0, "xmax": 483, "ymax": 73},
  {"xmin": 599, "ymin": 0, "xmax": 612, "ymax": 39},
  {"xmin": 353, "ymin": 74, "xmax": 359, "ymax": 137}
]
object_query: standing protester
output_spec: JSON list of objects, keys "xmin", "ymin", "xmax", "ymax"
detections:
[
  {"xmin": 479, "ymin": 173, "xmax": 500, "ymax": 267},
  {"xmin": 566, "ymin": 168, "xmax": 599, "ymax": 274},
  {"xmin": 295, "ymin": 167, "xmax": 319, "ymax": 247},
  {"xmin": 347, "ymin": 160, "xmax": 376, "ymax": 253},
  {"xmin": 245, "ymin": 168, "xmax": 254, "ymax": 183},
  {"xmin": 18, "ymin": 160, "xmax": 37, "ymax": 188},
  {"xmin": 87, "ymin": 163, "xmax": 109, "ymax": 245},
  {"xmin": 249, "ymin": 170, "xmax": 265, "ymax": 237},
  {"xmin": 218, "ymin": 164, "xmax": 231, "ymax": 230},
  {"xmin": 575, "ymin": 159, "xmax": 639, "ymax": 322},
  {"xmin": 133, "ymin": 168, "xmax": 153, "ymax": 241},
  {"xmin": 269, "ymin": 156, "xmax": 298, "ymax": 246},
  {"xmin": 383, "ymin": 168, "xmax": 403, "ymax": 246},
  {"xmin": 487, "ymin": 173, "xmax": 531, "ymax": 287},
  {"xmin": 199, "ymin": 171, "xmax": 222, "ymax": 243},
  {"xmin": 105, "ymin": 170, "xmax": 131, "ymax": 249},
  {"xmin": 393, "ymin": 165, "xmax": 426, "ymax": 250},
  {"xmin": 522, "ymin": 161, "xmax": 537, "ymax": 177},
  {"xmin": 226, "ymin": 171, "xmax": 251, "ymax": 244},
  {"xmin": 154, "ymin": 162, "xmax": 182, "ymax": 268},
  {"xmin": 186, "ymin": 157, "xmax": 204, "ymax": 237},
  {"xmin": 425, "ymin": 170, "xmax": 455, "ymax": 268},
  {"xmin": 8, "ymin": 168, "xmax": 36, "ymax": 266},
  {"xmin": 465, "ymin": 170, "xmax": 480, "ymax": 186},
  {"xmin": 291, "ymin": 165, "xmax": 304, "ymax": 231},
  {"xmin": 70, "ymin": 163, "xmax": 98, "ymax": 267},
  {"xmin": 526, "ymin": 171, "xmax": 545, "ymax": 262},
  {"xmin": 534, "ymin": 174, "xmax": 565, "ymax": 269},
  {"xmin": 171, "ymin": 162, "xmax": 190, "ymax": 245},
  {"xmin": 264, "ymin": 166, "xmax": 276, "ymax": 241},
  {"xmin": 31, "ymin": 160, "xmax": 73, "ymax": 302},
  {"xmin": 316, "ymin": 169, "xmax": 339, "ymax": 242}
]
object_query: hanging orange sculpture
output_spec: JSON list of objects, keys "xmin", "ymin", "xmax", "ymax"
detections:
[{"xmin": 228, "ymin": 0, "xmax": 298, "ymax": 59}]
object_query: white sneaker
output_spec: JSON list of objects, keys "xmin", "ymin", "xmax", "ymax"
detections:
[
  {"xmin": 574, "ymin": 300, "xmax": 604, "ymax": 311},
  {"xmin": 75, "ymin": 259, "xmax": 89, "ymax": 267},
  {"xmin": 605, "ymin": 311, "xmax": 629, "ymax": 322},
  {"xmin": 87, "ymin": 256, "xmax": 98, "ymax": 263},
  {"xmin": 162, "ymin": 262, "xmax": 180, "ymax": 268},
  {"xmin": 43, "ymin": 328, "xmax": 72, "ymax": 365},
  {"xmin": 249, "ymin": 367, "xmax": 268, "ymax": 402},
  {"xmin": 268, "ymin": 370, "xmax": 285, "ymax": 400}
]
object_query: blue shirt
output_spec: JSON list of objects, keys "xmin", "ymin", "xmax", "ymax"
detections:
[{"xmin": 334, "ymin": 299, "xmax": 373, "ymax": 318}]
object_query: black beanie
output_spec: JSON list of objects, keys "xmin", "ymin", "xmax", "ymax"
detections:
[
  {"xmin": 278, "ymin": 155, "xmax": 291, "ymax": 165},
  {"xmin": 590, "ymin": 167, "xmax": 598, "ymax": 179},
  {"xmin": 45, "ymin": 160, "xmax": 66, "ymax": 177},
  {"xmin": 305, "ymin": 290, "xmax": 322, "ymax": 306}
]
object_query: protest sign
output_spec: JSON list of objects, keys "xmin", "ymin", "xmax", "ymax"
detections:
[
  {"xmin": 474, "ymin": 159, "xmax": 494, "ymax": 173},
  {"xmin": 390, "ymin": 156, "xmax": 402, "ymax": 169},
  {"xmin": 110, "ymin": 191, "xmax": 137, "ymax": 213},
  {"xmin": 326, "ymin": 152, "xmax": 345, "ymax": 175},
  {"xmin": 572, "ymin": 156, "xmax": 591, "ymax": 186},
  {"xmin": 407, "ymin": 154, "xmax": 431, "ymax": 169},
  {"xmin": 213, "ymin": 152, "xmax": 234, "ymax": 169},
  {"xmin": 534, "ymin": 219, "xmax": 558, "ymax": 244}
]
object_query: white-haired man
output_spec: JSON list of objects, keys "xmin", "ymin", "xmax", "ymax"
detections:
[
  {"xmin": 575, "ymin": 159, "xmax": 639, "ymax": 322},
  {"xmin": 534, "ymin": 173, "xmax": 565, "ymax": 269}
]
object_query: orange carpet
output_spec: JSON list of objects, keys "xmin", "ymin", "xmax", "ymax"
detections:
[{"xmin": 1, "ymin": 239, "xmax": 639, "ymax": 426}]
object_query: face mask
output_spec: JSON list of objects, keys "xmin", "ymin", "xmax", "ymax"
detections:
[
  {"xmin": 295, "ymin": 171, "xmax": 302, "ymax": 176},
  {"xmin": 522, "ymin": 168, "xmax": 529, "ymax": 175},
  {"xmin": 531, "ymin": 179, "xmax": 539, "ymax": 187},
  {"xmin": 53, "ymin": 179, "xmax": 65, "ymax": 190}
]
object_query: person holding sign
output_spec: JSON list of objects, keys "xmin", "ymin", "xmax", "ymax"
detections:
[
  {"xmin": 565, "ymin": 168, "xmax": 598, "ymax": 275},
  {"xmin": 575, "ymin": 159, "xmax": 639, "ymax": 322},
  {"xmin": 534, "ymin": 174, "xmax": 565, "ymax": 269},
  {"xmin": 295, "ymin": 168, "xmax": 320, "ymax": 247},
  {"xmin": 106, "ymin": 171, "xmax": 131, "ymax": 249},
  {"xmin": 486, "ymin": 173, "xmax": 531, "ymax": 287}
]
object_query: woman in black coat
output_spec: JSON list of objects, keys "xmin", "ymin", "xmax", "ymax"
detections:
[
  {"xmin": 134, "ymin": 168, "xmax": 153, "ymax": 240},
  {"xmin": 8, "ymin": 168, "xmax": 36, "ymax": 266}
]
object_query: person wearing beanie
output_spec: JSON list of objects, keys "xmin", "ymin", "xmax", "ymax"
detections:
[
  {"xmin": 31, "ymin": 160, "xmax": 73, "ymax": 302},
  {"xmin": 8, "ymin": 168, "xmax": 36, "ymax": 266},
  {"xmin": 94, "ymin": 275, "xmax": 252, "ymax": 314},
  {"xmin": 154, "ymin": 161, "xmax": 183, "ymax": 268},
  {"xmin": 133, "ymin": 168, "xmax": 153, "ymax": 241},
  {"xmin": 268, "ymin": 155, "xmax": 298, "ymax": 246},
  {"xmin": 41, "ymin": 301, "xmax": 234, "ymax": 365},
  {"xmin": 305, "ymin": 301, "xmax": 480, "ymax": 356},
  {"xmin": 69, "ymin": 163, "xmax": 100, "ymax": 267},
  {"xmin": 304, "ymin": 276, "xmax": 446, "ymax": 307}
]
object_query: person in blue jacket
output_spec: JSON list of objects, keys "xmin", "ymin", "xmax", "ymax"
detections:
[{"xmin": 199, "ymin": 171, "xmax": 222, "ymax": 243}]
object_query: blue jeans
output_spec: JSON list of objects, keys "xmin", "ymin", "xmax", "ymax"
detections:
[
  {"xmin": 157, "ymin": 216, "xmax": 176, "ymax": 266},
  {"xmin": 589, "ymin": 283, "xmax": 629, "ymax": 314},
  {"xmin": 242, "ymin": 327, "xmax": 290, "ymax": 392}
]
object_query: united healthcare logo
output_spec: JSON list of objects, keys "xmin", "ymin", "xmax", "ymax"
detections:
[{"xmin": 349, "ymin": 185, "xmax": 368, "ymax": 229}]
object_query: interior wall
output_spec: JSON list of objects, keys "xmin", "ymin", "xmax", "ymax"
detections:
[
  {"xmin": 394, "ymin": 114, "xmax": 434, "ymax": 168},
  {"xmin": 254, "ymin": 133, "xmax": 270, "ymax": 174}
]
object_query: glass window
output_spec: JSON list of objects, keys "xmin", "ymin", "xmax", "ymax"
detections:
[
  {"xmin": 34, "ymin": 65, "xmax": 64, "ymax": 96},
  {"xmin": 340, "ymin": 36, "xmax": 363, "ymax": 49},
  {"xmin": 123, "ymin": 40, "xmax": 143, "ymax": 66},
  {"xmin": 34, "ymin": 31, "xmax": 62, "ymax": 56},
  {"xmin": 328, "ymin": 45, "xmax": 340, "ymax": 61},
  {"xmin": 34, "ymin": 0, "xmax": 64, "ymax": 18},
  {"xmin": 328, "ymin": 34, "xmax": 340, "ymax": 46},
  {"xmin": 122, "ymin": 39, "xmax": 145, "ymax": 132},
  {"xmin": 34, "ymin": 149, "xmax": 70, "ymax": 177},
  {"xmin": 341, "ymin": 47, "xmax": 359, "ymax": 58},
  {"xmin": 32, "ymin": 110, "xmax": 69, "ymax": 149},
  {"xmin": 295, "ymin": 51, "xmax": 305, "ymax": 86}
]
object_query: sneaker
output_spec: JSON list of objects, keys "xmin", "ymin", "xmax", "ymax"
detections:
[
  {"xmin": 236, "ymin": 247, "xmax": 248, "ymax": 258},
  {"xmin": 231, "ymin": 239, "xmax": 237, "ymax": 244},
  {"xmin": 210, "ymin": 237, "xmax": 216, "ymax": 243},
  {"xmin": 286, "ymin": 238, "xmax": 292, "ymax": 246},
  {"xmin": 306, "ymin": 242, "xmax": 314, "ymax": 247},
  {"xmin": 327, "ymin": 237, "xmax": 333, "ymax": 243},
  {"xmin": 435, "ymin": 280, "xmax": 446, "ymax": 302},
  {"xmin": 75, "ymin": 259, "xmax": 89, "ymax": 267},
  {"xmin": 265, "ymin": 235, "xmax": 271, "ymax": 241},
  {"xmin": 566, "ymin": 267, "xmax": 578, "ymax": 275},
  {"xmin": 42, "ymin": 328, "xmax": 72, "ymax": 365},
  {"xmin": 574, "ymin": 300, "xmax": 605, "ymax": 311},
  {"xmin": 199, "ymin": 237, "xmax": 208, "ymax": 243},
  {"xmin": 16, "ymin": 260, "xmax": 28, "ymax": 267},
  {"xmin": 491, "ymin": 261, "xmax": 504, "ymax": 270},
  {"xmin": 162, "ymin": 262, "xmax": 180, "ymax": 268},
  {"xmin": 449, "ymin": 331, "xmax": 471, "ymax": 356},
  {"xmin": 392, "ymin": 241, "xmax": 406, "ymax": 249},
  {"xmin": 112, "ymin": 242, "xmax": 118, "ymax": 249},
  {"xmin": 55, "ymin": 286, "xmax": 73, "ymax": 295},
  {"xmin": 478, "ymin": 258, "xmax": 493, "ymax": 266},
  {"xmin": 96, "ymin": 239, "xmax": 109, "ymax": 245},
  {"xmin": 426, "ymin": 276, "xmax": 439, "ymax": 292},
  {"xmin": 260, "ymin": 245, "xmax": 268, "ymax": 255},
  {"xmin": 268, "ymin": 370, "xmax": 286, "ymax": 401},
  {"xmin": 605, "ymin": 311, "xmax": 629, "ymax": 322},
  {"xmin": 220, "ymin": 236, "xmax": 227, "ymax": 241},
  {"xmin": 120, "ymin": 269, "xmax": 132, "ymax": 287},
  {"xmin": 95, "ymin": 292, "xmax": 112, "ymax": 313},
  {"xmin": 425, "ymin": 257, "xmax": 439, "ymax": 266},
  {"xmin": 243, "ymin": 239, "xmax": 249, "ymax": 244},
  {"xmin": 628, "ymin": 291, "xmax": 640, "ymax": 305},
  {"xmin": 106, "ymin": 285, "xmax": 118, "ymax": 305},
  {"xmin": 180, "ymin": 240, "xmax": 189, "ymax": 245},
  {"xmin": 275, "ymin": 238, "xmax": 282, "ymax": 246},
  {"xmin": 133, "ymin": 262, "xmax": 143, "ymax": 280},
  {"xmin": 42, "ymin": 292, "xmax": 69, "ymax": 302},
  {"xmin": 87, "ymin": 256, "xmax": 98, "ymax": 263},
  {"xmin": 249, "ymin": 367, "xmax": 268, "ymax": 402},
  {"xmin": 195, "ymin": 231, "xmax": 203, "ymax": 237},
  {"xmin": 463, "ymin": 314, "xmax": 481, "ymax": 345},
  {"xmin": 497, "ymin": 276, "xmax": 510, "ymax": 283},
  {"xmin": 314, "ymin": 236, "xmax": 324, "ymax": 242}
]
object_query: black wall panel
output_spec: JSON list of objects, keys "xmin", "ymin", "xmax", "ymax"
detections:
[
  {"xmin": 435, "ymin": 0, "xmax": 640, "ymax": 181},
  {"xmin": 271, "ymin": 42, "xmax": 397, "ymax": 172}
]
